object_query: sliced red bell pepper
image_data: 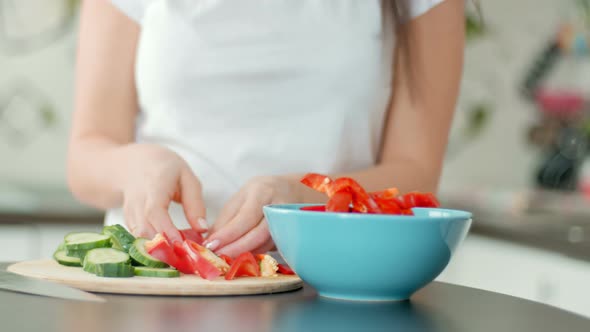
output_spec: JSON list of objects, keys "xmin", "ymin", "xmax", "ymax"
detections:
[
  {"xmin": 300, "ymin": 173, "xmax": 333, "ymax": 193},
  {"xmin": 219, "ymin": 254, "xmax": 233, "ymax": 265},
  {"xmin": 401, "ymin": 209, "xmax": 414, "ymax": 215},
  {"xmin": 394, "ymin": 196, "xmax": 409, "ymax": 210},
  {"xmin": 400, "ymin": 192, "xmax": 440, "ymax": 209},
  {"xmin": 373, "ymin": 197, "xmax": 402, "ymax": 214},
  {"xmin": 326, "ymin": 190, "xmax": 353, "ymax": 212},
  {"xmin": 145, "ymin": 234, "xmax": 180, "ymax": 269},
  {"xmin": 277, "ymin": 263, "xmax": 295, "ymax": 275},
  {"xmin": 179, "ymin": 228, "xmax": 204, "ymax": 245},
  {"xmin": 415, "ymin": 192, "xmax": 440, "ymax": 208},
  {"xmin": 298, "ymin": 174, "xmax": 441, "ymax": 216},
  {"xmin": 402, "ymin": 192, "xmax": 419, "ymax": 209},
  {"xmin": 183, "ymin": 241, "xmax": 223, "ymax": 280},
  {"xmin": 300, "ymin": 205, "xmax": 326, "ymax": 212},
  {"xmin": 327, "ymin": 177, "xmax": 381, "ymax": 214},
  {"xmin": 171, "ymin": 241, "xmax": 198, "ymax": 274},
  {"xmin": 369, "ymin": 187, "xmax": 399, "ymax": 200},
  {"xmin": 225, "ymin": 252, "xmax": 260, "ymax": 280}
]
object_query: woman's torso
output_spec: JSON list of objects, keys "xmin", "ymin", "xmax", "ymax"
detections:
[{"xmin": 105, "ymin": 0, "xmax": 438, "ymax": 227}]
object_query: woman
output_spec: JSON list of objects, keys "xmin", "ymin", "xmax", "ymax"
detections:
[{"xmin": 67, "ymin": 0, "xmax": 465, "ymax": 258}]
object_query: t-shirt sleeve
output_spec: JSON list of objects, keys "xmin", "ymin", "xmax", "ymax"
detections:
[
  {"xmin": 110, "ymin": 0, "xmax": 152, "ymax": 24},
  {"xmin": 398, "ymin": 0, "xmax": 445, "ymax": 20}
]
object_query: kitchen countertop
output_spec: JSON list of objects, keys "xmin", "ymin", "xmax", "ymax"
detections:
[
  {"xmin": 1, "ymin": 187, "xmax": 590, "ymax": 261},
  {"xmin": 0, "ymin": 186, "xmax": 103, "ymax": 224},
  {"xmin": 440, "ymin": 189, "xmax": 590, "ymax": 262},
  {"xmin": 1, "ymin": 263, "xmax": 589, "ymax": 332}
]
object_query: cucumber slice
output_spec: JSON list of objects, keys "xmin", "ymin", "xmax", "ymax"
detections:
[
  {"xmin": 83, "ymin": 248, "xmax": 132, "ymax": 277},
  {"xmin": 102, "ymin": 225, "xmax": 135, "ymax": 252},
  {"xmin": 95, "ymin": 263, "xmax": 134, "ymax": 278},
  {"xmin": 134, "ymin": 266, "xmax": 179, "ymax": 278},
  {"xmin": 64, "ymin": 232, "xmax": 111, "ymax": 251},
  {"xmin": 66, "ymin": 248, "xmax": 89, "ymax": 260},
  {"xmin": 129, "ymin": 238, "xmax": 168, "ymax": 268},
  {"xmin": 53, "ymin": 250, "xmax": 82, "ymax": 267},
  {"xmin": 82, "ymin": 256, "xmax": 95, "ymax": 274}
]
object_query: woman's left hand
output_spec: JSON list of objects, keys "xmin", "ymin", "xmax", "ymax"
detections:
[{"xmin": 203, "ymin": 176, "xmax": 301, "ymax": 258}]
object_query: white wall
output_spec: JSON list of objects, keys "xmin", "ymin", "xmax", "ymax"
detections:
[{"xmin": 0, "ymin": 8, "xmax": 77, "ymax": 190}]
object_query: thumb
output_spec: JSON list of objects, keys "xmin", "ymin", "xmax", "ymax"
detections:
[{"xmin": 179, "ymin": 168, "xmax": 208, "ymax": 233}]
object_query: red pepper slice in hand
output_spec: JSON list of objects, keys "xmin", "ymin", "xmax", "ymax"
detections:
[
  {"xmin": 145, "ymin": 234, "xmax": 180, "ymax": 269},
  {"xmin": 326, "ymin": 190, "xmax": 353, "ymax": 212},
  {"xmin": 179, "ymin": 228, "xmax": 204, "ymax": 245},
  {"xmin": 171, "ymin": 241, "xmax": 199, "ymax": 274},
  {"xmin": 300, "ymin": 173, "xmax": 333, "ymax": 193},
  {"xmin": 183, "ymin": 241, "xmax": 223, "ymax": 280},
  {"xmin": 225, "ymin": 252, "xmax": 261, "ymax": 280},
  {"xmin": 219, "ymin": 254, "xmax": 233, "ymax": 265},
  {"xmin": 277, "ymin": 263, "xmax": 296, "ymax": 275}
]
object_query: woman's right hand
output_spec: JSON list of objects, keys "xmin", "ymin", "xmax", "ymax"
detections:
[{"xmin": 121, "ymin": 144, "xmax": 208, "ymax": 242}]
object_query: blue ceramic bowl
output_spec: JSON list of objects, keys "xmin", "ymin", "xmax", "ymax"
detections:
[{"xmin": 263, "ymin": 204, "xmax": 472, "ymax": 302}]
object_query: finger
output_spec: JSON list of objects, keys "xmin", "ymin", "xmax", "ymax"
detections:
[
  {"xmin": 204, "ymin": 196, "xmax": 264, "ymax": 252},
  {"xmin": 250, "ymin": 239, "xmax": 276, "ymax": 255},
  {"xmin": 123, "ymin": 199, "xmax": 137, "ymax": 235},
  {"xmin": 209, "ymin": 192, "xmax": 245, "ymax": 234},
  {"xmin": 136, "ymin": 222, "xmax": 157, "ymax": 239},
  {"xmin": 126, "ymin": 195, "xmax": 157, "ymax": 239},
  {"xmin": 179, "ymin": 168, "xmax": 208, "ymax": 233},
  {"xmin": 215, "ymin": 219, "xmax": 271, "ymax": 257},
  {"xmin": 145, "ymin": 194, "xmax": 182, "ymax": 243}
]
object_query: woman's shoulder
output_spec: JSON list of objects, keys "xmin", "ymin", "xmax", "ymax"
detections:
[
  {"xmin": 110, "ymin": 0, "xmax": 155, "ymax": 24},
  {"xmin": 396, "ymin": 0, "xmax": 445, "ymax": 20}
]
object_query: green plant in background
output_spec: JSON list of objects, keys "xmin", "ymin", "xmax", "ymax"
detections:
[
  {"xmin": 463, "ymin": 1, "xmax": 491, "ymax": 140},
  {"xmin": 40, "ymin": 104, "xmax": 57, "ymax": 127},
  {"xmin": 577, "ymin": 0, "xmax": 590, "ymax": 27},
  {"xmin": 66, "ymin": 0, "xmax": 81, "ymax": 16},
  {"xmin": 463, "ymin": 102, "xmax": 491, "ymax": 138},
  {"xmin": 465, "ymin": 0, "xmax": 486, "ymax": 43}
]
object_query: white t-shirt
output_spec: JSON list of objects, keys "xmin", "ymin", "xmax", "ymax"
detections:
[{"xmin": 106, "ymin": 0, "xmax": 444, "ymax": 228}]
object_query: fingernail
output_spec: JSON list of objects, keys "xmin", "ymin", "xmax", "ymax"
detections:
[
  {"xmin": 198, "ymin": 217, "xmax": 208, "ymax": 230},
  {"xmin": 205, "ymin": 239, "xmax": 219, "ymax": 251}
]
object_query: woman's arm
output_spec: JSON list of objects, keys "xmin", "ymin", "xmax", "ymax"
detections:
[
  {"xmin": 67, "ymin": 0, "xmax": 140, "ymax": 208},
  {"xmin": 67, "ymin": 1, "xmax": 206, "ymax": 240},
  {"xmin": 293, "ymin": 0, "xmax": 465, "ymax": 200}
]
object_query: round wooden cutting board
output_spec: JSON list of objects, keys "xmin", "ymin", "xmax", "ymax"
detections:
[{"xmin": 7, "ymin": 260, "xmax": 303, "ymax": 296}]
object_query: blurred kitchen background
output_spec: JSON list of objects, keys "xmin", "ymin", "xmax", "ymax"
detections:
[{"xmin": 1, "ymin": 0, "xmax": 590, "ymax": 318}]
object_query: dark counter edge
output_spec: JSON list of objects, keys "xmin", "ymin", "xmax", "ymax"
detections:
[
  {"xmin": 2, "ymin": 206, "xmax": 590, "ymax": 263},
  {"xmin": 0, "ymin": 212, "xmax": 104, "ymax": 225}
]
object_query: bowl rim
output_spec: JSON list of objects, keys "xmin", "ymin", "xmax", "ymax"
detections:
[{"xmin": 263, "ymin": 203, "xmax": 472, "ymax": 222}]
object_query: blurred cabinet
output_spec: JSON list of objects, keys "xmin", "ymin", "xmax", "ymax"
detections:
[
  {"xmin": 0, "ymin": 224, "xmax": 39, "ymax": 261},
  {"xmin": 0, "ymin": 223, "xmax": 101, "ymax": 261},
  {"xmin": 436, "ymin": 234, "xmax": 590, "ymax": 318},
  {"xmin": 36, "ymin": 223, "xmax": 102, "ymax": 259}
]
